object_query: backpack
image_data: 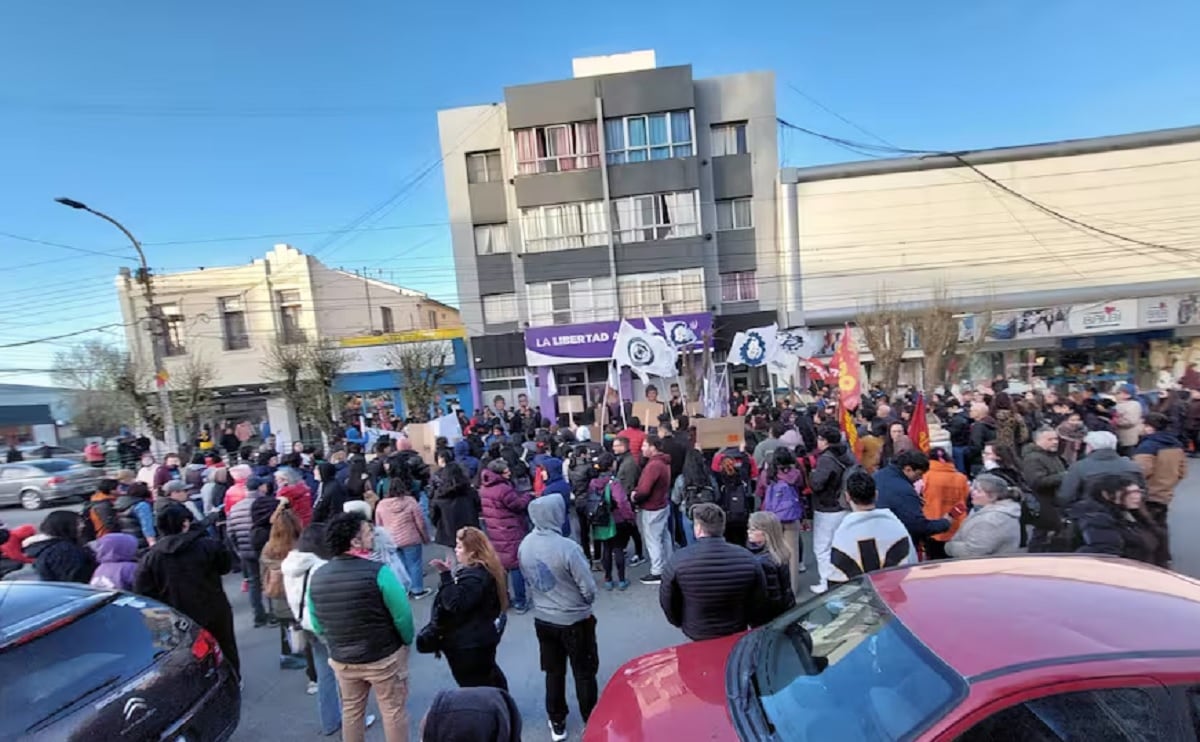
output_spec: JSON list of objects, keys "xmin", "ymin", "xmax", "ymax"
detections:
[
  {"xmin": 681, "ymin": 482, "xmax": 717, "ymax": 514},
  {"xmin": 79, "ymin": 501, "xmax": 98, "ymax": 542},
  {"xmin": 764, "ymin": 475, "xmax": 803, "ymax": 523},
  {"xmin": 584, "ymin": 483, "xmax": 613, "ymax": 530},
  {"xmin": 717, "ymin": 451, "xmax": 754, "ymax": 525}
]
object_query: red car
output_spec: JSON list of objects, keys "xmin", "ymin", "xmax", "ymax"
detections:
[{"xmin": 585, "ymin": 555, "xmax": 1200, "ymax": 741}]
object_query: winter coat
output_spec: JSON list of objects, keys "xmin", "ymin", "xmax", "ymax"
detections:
[
  {"xmin": 114, "ymin": 495, "xmax": 155, "ymax": 548},
  {"xmin": 852, "ymin": 434, "xmax": 883, "ymax": 475},
  {"xmin": 614, "ymin": 452, "xmax": 640, "ymax": 500},
  {"xmin": 538, "ymin": 456, "xmax": 574, "ymax": 537},
  {"xmin": 312, "ymin": 480, "xmax": 349, "ymax": 524},
  {"xmin": 588, "ymin": 474, "xmax": 635, "ymax": 529},
  {"xmin": 829, "ymin": 509, "xmax": 915, "ymax": 584},
  {"xmin": 452, "ymin": 439, "xmax": 481, "ymax": 480},
  {"xmin": 249, "ymin": 495, "xmax": 282, "ymax": 555},
  {"xmin": 282, "ymin": 549, "xmax": 326, "ymax": 633},
  {"xmin": 479, "ymin": 469, "xmax": 533, "ymax": 569},
  {"xmin": 89, "ymin": 533, "xmax": 139, "ymax": 591},
  {"xmin": 86, "ymin": 492, "xmax": 120, "ymax": 540},
  {"xmin": 747, "ymin": 543, "xmax": 795, "ymax": 622},
  {"xmin": 200, "ymin": 481, "xmax": 228, "ymax": 516},
  {"xmin": 277, "ymin": 482, "xmax": 313, "ymax": 527},
  {"xmin": 755, "ymin": 466, "xmax": 805, "ymax": 523},
  {"xmin": 809, "ymin": 444, "xmax": 856, "ymax": 513},
  {"xmin": 922, "ymin": 460, "xmax": 969, "ymax": 542},
  {"xmin": 430, "ymin": 481, "xmax": 482, "ymax": 548},
  {"xmin": 875, "ymin": 464, "xmax": 950, "ymax": 541},
  {"xmin": 1056, "ymin": 449, "xmax": 1146, "ymax": 509},
  {"xmin": 223, "ymin": 474, "xmax": 249, "ymax": 517},
  {"xmin": 517, "ymin": 496, "xmax": 596, "ymax": 626},
  {"xmin": 945, "ymin": 500, "xmax": 1022, "ymax": 558},
  {"xmin": 633, "ymin": 453, "xmax": 672, "ymax": 511},
  {"xmin": 659, "ymin": 536, "xmax": 768, "ymax": 641},
  {"xmin": 1070, "ymin": 497, "xmax": 1166, "ymax": 566},
  {"xmin": 1133, "ymin": 431, "xmax": 1188, "ymax": 506},
  {"xmin": 227, "ymin": 493, "xmax": 269, "ymax": 560},
  {"xmin": 26, "ymin": 537, "xmax": 96, "ymax": 583},
  {"xmin": 434, "ymin": 564, "xmax": 504, "ymax": 651},
  {"xmin": 152, "ymin": 466, "xmax": 183, "ymax": 494},
  {"xmin": 375, "ymin": 495, "xmax": 430, "ymax": 548},
  {"xmin": 968, "ymin": 417, "xmax": 997, "ymax": 465},
  {"xmin": 422, "ymin": 687, "xmax": 522, "ymax": 742},
  {"xmin": 994, "ymin": 409, "xmax": 1029, "ymax": 451}
]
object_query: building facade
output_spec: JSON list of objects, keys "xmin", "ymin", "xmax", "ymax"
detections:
[{"xmin": 438, "ymin": 51, "xmax": 779, "ymax": 418}]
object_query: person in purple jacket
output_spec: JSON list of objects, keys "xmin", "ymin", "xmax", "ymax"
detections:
[
  {"xmin": 89, "ymin": 532, "xmax": 139, "ymax": 591},
  {"xmin": 756, "ymin": 448, "xmax": 808, "ymax": 592}
]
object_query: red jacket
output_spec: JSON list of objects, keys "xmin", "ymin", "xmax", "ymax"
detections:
[
  {"xmin": 617, "ymin": 427, "xmax": 646, "ymax": 464},
  {"xmin": 2, "ymin": 525, "xmax": 36, "ymax": 564},
  {"xmin": 277, "ymin": 482, "xmax": 313, "ymax": 527},
  {"xmin": 634, "ymin": 452, "xmax": 672, "ymax": 511}
]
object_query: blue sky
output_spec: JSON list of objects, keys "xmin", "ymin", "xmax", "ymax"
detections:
[{"xmin": 2, "ymin": 0, "xmax": 1199, "ymax": 385}]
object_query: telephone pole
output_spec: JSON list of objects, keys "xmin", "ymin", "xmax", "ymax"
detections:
[{"xmin": 55, "ymin": 197, "xmax": 179, "ymax": 453}]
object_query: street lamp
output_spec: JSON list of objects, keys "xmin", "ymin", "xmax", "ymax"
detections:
[{"xmin": 55, "ymin": 197, "xmax": 179, "ymax": 453}]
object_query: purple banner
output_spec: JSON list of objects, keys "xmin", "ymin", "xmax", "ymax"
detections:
[{"xmin": 524, "ymin": 313, "xmax": 713, "ymax": 366}]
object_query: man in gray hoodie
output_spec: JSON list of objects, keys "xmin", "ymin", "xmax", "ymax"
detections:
[{"xmin": 518, "ymin": 495, "xmax": 598, "ymax": 742}]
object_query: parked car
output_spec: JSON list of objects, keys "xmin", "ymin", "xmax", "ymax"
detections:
[
  {"xmin": 584, "ymin": 555, "xmax": 1200, "ymax": 741},
  {"xmin": 0, "ymin": 459, "xmax": 104, "ymax": 510},
  {"xmin": 0, "ymin": 581, "xmax": 240, "ymax": 740},
  {"xmin": 17, "ymin": 444, "xmax": 85, "ymax": 464}
]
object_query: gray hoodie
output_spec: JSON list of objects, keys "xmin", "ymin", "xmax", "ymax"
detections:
[
  {"xmin": 946, "ymin": 500, "xmax": 1022, "ymax": 558},
  {"xmin": 517, "ymin": 495, "xmax": 596, "ymax": 626}
]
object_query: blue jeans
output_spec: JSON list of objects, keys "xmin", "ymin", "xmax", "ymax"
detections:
[
  {"xmin": 952, "ymin": 446, "xmax": 969, "ymax": 475},
  {"xmin": 508, "ymin": 567, "xmax": 527, "ymax": 609},
  {"xmin": 243, "ymin": 556, "xmax": 266, "ymax": 622},
  {"xmin": 398, "ymin": 545, "xmax": 424, "ymax": 593},
  {"xmin": 310, "ymin": 634, "xmax": 341, "ymax": 735},
  {"xmin": 680, "ymin": 511, "xmax": 696, "ymax": 546}
]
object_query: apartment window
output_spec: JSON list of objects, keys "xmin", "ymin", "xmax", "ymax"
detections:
[
  {"xmin": 219, "ymin": 296, "xmax": 250, "ymax": 350},
  {"xmin": 711, "ymin": 121, "xmax": 748, "ymax": 156},
  {"xmin": 520, "ymin": 201, "xmax": 607, "ymax": 253},
  {"xmin": 159, "ymin": 303, "xmax": 185, "ymax": 356},
  {"xmin": 277, "ymin": 289, "xmax": 306, "ymax": 344},
  {"xmin": 721, "ymin": 271, "xmax": 758, "ymax": 303},
  {"xmin": 428, "ymin": 310, "xmax": 437, "ymax": 329},
  {"xmin": 605, "ymin": 110, "xmax": 693, "ymax": 164},
  {"xmin": 381, "ymin": 306, "xmax": 395, "ymax": 333},
  {"xmin": 513, "ymin": 121, "xmax": 600, "ymax": 175},
  {"xmin": 527, "ymin": 277, "xmax": 615, "ymax": 327},
  {"xmin": 473, "ymin": 224, "xmax": 510, "ymax": 255},
  {"xmin": 618, "ymin": 269, "xmax": 705, "ymax": 318},
  {"xmin": 482, "ymin": 293, "xmax": 519, "ymax": 325},
  {"xmin": 716, "ymin": 197, "xmax": 754, "ymax": 230},
  {"xmin": 612, "ymin": 191, "xmax": 699, "ymax": 244},
  {"xmin": 466, "ymin": 150, "xmax": 502, "ymax": 184}
]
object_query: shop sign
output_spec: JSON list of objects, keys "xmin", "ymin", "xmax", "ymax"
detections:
[
  {"xmin": 1067, "ymin": 299, "xmax": 1138, "ymax": 335},
  {"xmin": 343, "ymin": 339, "xmax": 456, "ymax": 374},
  {"xmin": 524, "ymin": 313, "xmax": 712, "ymax": 366},
  {"xmin": 1139, "ymin": 296, "xmax": 1177, "ymax": 328}
]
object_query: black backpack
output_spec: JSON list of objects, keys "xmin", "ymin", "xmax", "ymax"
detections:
[
  {"xmin": 584, "ymin": 483, "xmax": 612, "ymax": 529},
  {"xmin": 716, "ymin": 450, "xmax": 754, "ymax": 525},
  {"xmin": 681, "ymin": 482, "xmax": 717, "ymax": 514}
]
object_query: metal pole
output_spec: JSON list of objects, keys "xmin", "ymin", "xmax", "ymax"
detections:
[{"xmin": 55, "ymin": 198, "xmax": 178, "ymax": 453}]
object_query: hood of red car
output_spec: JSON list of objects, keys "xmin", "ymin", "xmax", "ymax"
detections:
[{"xmin": 584, "ymin": 633, "xmax": 742, "ymax": 742}]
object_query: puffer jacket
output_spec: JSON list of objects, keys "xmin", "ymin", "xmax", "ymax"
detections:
[
  {"xmin": 277, "ymin": 482, "xmax": 313, "ymax": 527},
  {"xmin": 375, "ymin": 495, "xmax": 429, "ymax": 548},
  {"xmin": 809, "ymin": 443, "xmax": 856, "ymax": 513},
  {"xmin": 223, "ymin": 471, "xmax": 250, "ymax": 517},
  {"xmin": 747, "ymin": 542, "xmax": 795, "ymax": 622},
  {"xmin": 479, "ymin": 469, "xmax": 533, "ymax": 569},
  {"xmin": 227, "ymin": 493, "xmax": 270, "ymax": 560},
  {"xmin": 25, "ymin": 536, "xmax": 97, "ymax": 583},
  {"xmin": 659, "ymin": 536, "xmax": 768, "ymax": 641},
  {"xmin": 282, "ymin": 549, "xmax": 327, "ymax": 633},
  {"xmin": 1055, "ymin": 449, "xmax": 1146, "ymax": 509},
  {"xmin": 1133, "ymin": 431, "xmax": 1188, "ymax": 505},
  {"xmin": 945, "ymin": 500, "xmax": 1022, "ymax": 558},
  {"xmin": 435, "ymin": 564, "xmax": 504, "ymax": 651},
  {"xmin": 922, "ymin": 460, "xmax": 969, "ymax": 542}
]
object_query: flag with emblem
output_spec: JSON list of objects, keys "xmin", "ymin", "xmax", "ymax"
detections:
[
  {"xmin": 728, "ymin": 323, "xmax": 778, "ymax": 367},
  {"xmin": 910, "ymin": 392, "xmax": 931, "ymax": 453},
  {"xmin": 612, "ymin": 320, "xmax": 677, "ymax": 384}
]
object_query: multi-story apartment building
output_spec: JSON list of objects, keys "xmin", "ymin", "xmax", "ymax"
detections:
[
  {"xmin": 116, "ymin": 243, "xmax": 460, "ymax": 433},
  {"xmin": 438, "ymin": 51, "xmax": 779, "ymax": 417}
]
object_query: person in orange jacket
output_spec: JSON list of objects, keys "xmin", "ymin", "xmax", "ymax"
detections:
[{"xmin": 922, "ymin": 447, "xmax": 969, "ymax": 559}]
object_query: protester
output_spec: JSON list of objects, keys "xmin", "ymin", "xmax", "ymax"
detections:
[
  {"xmin": 223, "ymin": 464, "xmax": 253, "ymax": 516},
  {"xmin": 228, "ymin": 475, "xmax": 274, "ymax": 627},
  {"xmin": 88, "ymin": 532, "xmax": 139, "ymax": 590},
  {"xmin": 945, "ymin": 474, "xmax": 1023, "ymax": 558},
  {"xmin": 85, "ymin": 478, "xmax": 121, "ymax": 540},
  {"xmin": 921, "ymin": 447, "xmax": 969, "ymax": 559},
  {"xmin": 746, "ymin": 511, "xmax": 796, "ymax": 622},
  {"xmin": 134, "ymin": 504, "xmax": 240, "ymax": 674},
  {"xmin": 428, "ymin": 526, "xmax": 509, "ymax": 690},
  {"xmin": 808, "ymin": 424, "xmax": 856, "ymax": 593},
  {"xmin": 1114, "ymin": 383, "xmax": 1145, "ymax": 456},
  {"xmin": 587, "ymin": 452, "xmax": 636, "ymax": 590},
  {"xmin": 156, "ymin": 480, "xmax": 204, "ymax": 522},
  {"xmin": 517, "ymin": 495, "xmax": 598, "ymax": 742},
  {"xmin": 200, "ymin": 466, "xmax": 230, "ymax": 517},
  {"xmin": 152, "ymin": 452, "xmax": 184, "ymax": 495},
  {"xmin": 307, "ymin": 512, "xmax": 414, "ymax": 742},
  {"xmin": 0, "ymin": 523, "xmax": 35, "ymax": 577},
  {"xmin": 659, "ymin": 502, "xmax": 768, "ymax": 641},
  {"xmin": 828, "ymin": 469, "xmax": 915, "ymax": 584},
  {"xmin": 670, "ymin": 448, "xmax": 717, "ymax": 547},
  {"xmin": 755, "ymin": 447, "xmax": 806, "ymax": 589},
  {"xmin": 1070, "ymin": 473, "xmax": 1166, "ymax": 566},
  {"xmin": 114, "ymin": 480, "xmax": 156, "ymax": 548},
  {"xmin": 478, "ymin": 459, "xmax": 532, "ymax": 612},
  {"xmin": 611, "ymin": 435, "xmax": 646, "ymax": 566},
  {"xmin": 880, "ymin": 421, "xmax": 914, "ymax": 468},
  {"xmin": 421, "ymin": 687, "xmax": 522, "ymax": 742},
  {"xmin": 429, "ymin": 459, "xmax": 482, "ymax": 553},
  {"xmin": 616, "ymin": 417, "xmax": 646, "ymax": 465},
  {"xmin": 260, "ymin": 504, "xmax": 307, "ymax": 670},
  {"xmin": 632, "ymin": 434, "xmax": 673, "ymax": 584},
  {"xmin": 25, "ymin": 511, "xmax": 96, "ymax": 583},
  {"xmin": 712, "ymin": 443, "xmax": 756, "ymax": 547},
  {"xmin": 276, "ymin": 467, "xmax": 314, "ymax": 528},
  {"xmin": 375, "ymin": 476, "xmax": 433, "ymax": 599},
  {"xmin": 1056, "ymin": 431, "xmax": 1145, "ymax": 509},
  {"xmin": 876, "ymin": 450, "xmax": 957, "ymax": 552},
  {"xmin": 1132, "ymin": 411, "xmax": 1186, "ymax": 565},
  {"xmin": 313, "ymin": 461, "xmax": 350, "ymax": 524}
]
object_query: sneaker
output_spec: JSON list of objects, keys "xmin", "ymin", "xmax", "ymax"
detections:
[
  {"xmin": 590, "ymin": 561, "xmax": 603, "ymax": 573},
  {"xmin": 603, "ymin": 581, "xmax": 614, "ymax": 591},
  {"xmin": 279, "ymin": 654, "xmax": 307, "ymax": 670},
  {"xmin": 365, "ymin": 714, "xmax": 377, "ymax": 729},
  {"xmin": 241, "ymin": 579, "xmax": 249, "ymax": 593},
  {"xmin": 639, "ymin": 573, "xmax": 662, "ymax": 585},
  {"xmin": 798, "ymin": 563, "xmax": 808, "ymax": 573},
  {"xmin": 549, "ymin": 719, "xmax": 568, "ymax": 741},
  {"xmin": 617, "ymin": 580, "xmax": 630, "ymax": 591},
  {"xmin": 511, "ymin": 603, "xmax": 530, "ymax": 614},
  {"xmin": 253, "ymin": 617, "xmax": 268, "ymax": 628},
  {"xmin": 306, "ymin": 681, "xmax": 318, "ymax": 695},
  {"xmin": 266, "ymin": 616, "xmax": 280, "ymax": 627},
  {"xmin": 410, "ymin": 589, "xmax": 433, "ymax": 600},
  {"xmin": 809, "ymin": 583, "xmax": 828, "ymax": 595},
  {"xmin": 628, "ymin": 555, "xmax": 645, "ymax": 567}
]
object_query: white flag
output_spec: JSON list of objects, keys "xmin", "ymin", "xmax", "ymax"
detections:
[
  {"xmin": 661, "ymin": 319, "xmax": 699, "ymax": 349},
  {"xmin": 729, "ymin": 323, "xmax": 779, "ymax": 367},
  {"xmin": 613, "ymin": 320, "xmax": 678, "ymax": 384},
  {"xmin": 547, "ymin": 369, "xmax": 558, "ymax": 397},
  {"xmin": 606, "ymin": 359, "xmax": 620, "ymax": 391}
]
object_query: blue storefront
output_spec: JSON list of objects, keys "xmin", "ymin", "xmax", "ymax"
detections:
[{"xmin": 333, "ymin": 332, "xmax": 475, "ymax": 425}]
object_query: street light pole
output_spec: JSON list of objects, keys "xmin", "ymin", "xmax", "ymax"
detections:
[{"xmin": 55, "ymin": 197, "xmax": 179, "ymax": 453}]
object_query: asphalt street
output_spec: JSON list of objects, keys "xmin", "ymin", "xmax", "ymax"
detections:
[{"xmin": 3, "ymin": 465, "xmax": 1199, "ymax": 740}]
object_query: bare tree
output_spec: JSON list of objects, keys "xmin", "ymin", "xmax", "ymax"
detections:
[
  {"xmin": 53, "ymin": 340, "xmax": 159, "ymax": 438},
  {"xmin": 386, "ymin": 340, "xmax": 450, "ymax": 423},
  {"xmin": 677, "ymin": 330, "xmax": 712, "ymax": 412},
  {"xmin": 169, "ymin": 354, "xmax": 216, "ymax": 443},
  {"xmin": 856, "ymin": 288, "xmax": 907, "ymax": 391},
  {"xmin": 263, "ymin": 338, "xmax": 349, "ymax": 443}
]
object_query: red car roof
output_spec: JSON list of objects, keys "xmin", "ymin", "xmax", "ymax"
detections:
[{"xmin": 870, "ymin": 555, "xmax": 1200, "ymax": 680}]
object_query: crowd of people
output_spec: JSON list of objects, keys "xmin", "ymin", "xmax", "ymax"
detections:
[{"xmin": 0, "ymin": 376, "xmax": 1194, "ymax": 741}]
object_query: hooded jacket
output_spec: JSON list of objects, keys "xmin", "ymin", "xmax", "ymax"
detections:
[
  {"xmin": 312, "ymin": 478, "xmax": 349, "ymax": 524},
  {"xmin": 1133, "ymin": 431, "xmax": 1188, "ymax": 505},
  {"xmin": 633, "ymin": 452, "xmax": 672, "ymax": 511},
  {"xmin": 537, "ymin": 455, "xmax": 573, "ymax": 537},
  {"xmin": 479, "ymin": 469, "xmax": 533, "ymax": 569},
  {"xmin": 1056, "ymin": 449, "xmax": 1146, "ymax": 509},
  {"xmin": 829, "ymin": 509, "xmax": 915, "ymax": 584},
  {"xmin": 375, "ymin": 494, "xmax": 430, "ymax": 548},
  {"xmin": 282, "ymin": 549, "xmax": 326, "ymax": 633},
  {"xmin": 517, "ymin": 496, "xmax": 596, "ymax": 626},
  {"xmin": 659, "ymin": 534, "xmax": 768, "ymax": 641},
  {"xmin": 430, "ymin": 477, "xmax": 482, "ymax": 549},
  {"xmin": 452, "ymin": 439, "xmax": 481, "ymax": 480},
  {"xmin": 922, "ymin": 460, "xmax": 969, "ymax": 542},
  {"xmin": 588, "ymin": 473, "xmax": 635, "ymax": 526},
  {"xmin": 89, "ymin": 533, "xmax": 139, "ymax": 591},
  {"xmin": 875, "ymin": 464, "xmax": 950, "ymax": 541},
  {"xmin": 26, "ymin": 536, "xmax": 96, "ymax": 584},
  {"xmin": 277, "ymin": 482, "xmax": 313, "ymax": 527},
  {"xmin": 422, "ymin": 687, "xmax": 522, "ymax": 742},
  {"xmin": 809, "ymin": 443, "xmax": 856, "ymax": 512},
  {"xmin": 945, "ymin": 500, "xmax": 1022, "ymax": 558}
]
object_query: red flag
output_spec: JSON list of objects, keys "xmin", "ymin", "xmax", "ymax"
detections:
[
  {"xmin": 910, "ymin": 392, "xmax": 931, "ymax": 453},
  {"xmin": 834, "ymin": 325, "xmax": 862, "ymax": 411}
]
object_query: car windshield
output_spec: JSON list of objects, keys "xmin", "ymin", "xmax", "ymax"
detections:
[
  {"xmin": 749, "ymin": 580, "xmax": 966, "ymax": 741},
  {"xmin": 29, "ymin": 460, "xmax": 75, "ymax": 473}
]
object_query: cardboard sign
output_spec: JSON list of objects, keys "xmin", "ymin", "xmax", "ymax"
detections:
[
  {"xmin": 631, "ymin": 401, "xmax": 665, "ymax": 426},
  {"xmin": 560, "ymin": 395, "xmax": 585, "ymax": 414},
  {"xmin": 401, "ymin": 422, "xmax": 438, "ymax": 466},
  {"xmin": 693, "ymin": 416, "xmax": 744, "ymax": 450}
]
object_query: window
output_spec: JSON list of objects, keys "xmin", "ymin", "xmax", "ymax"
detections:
[
  {"xmin": 218, "ymin": 296, "xmax": 249, "ymax": 350},
  {"xmin": 618, "ymin": 269, "xmax": 705, "ymax": 318},
  {"xmin": 473, "ymin": 224, "xmax": 510, "ymax": 255},
  {"xmin": 277, "ymin": 289, "xmax": 305, "ymax": 344},
  {"xmin": 466, "ymin": 150, "xmax": 502, "ymax": 183},
  {"xmin": 716, "ymin": 197, "xmax": 754, "ymax": 230},
  {"xmin": 513, "ymin": 121, "xmax": 600, "ymax": 175},
  {"xmin": 428, "ymin": 310, "xmax": 437, "ymax": 329},
  {"xmin": 527, "ymin": 277, "xmax": 615, "ymax": 327},
  {"xmin": 721, "ymin": 271, "xmax": 758, "ymax": 303},
  {"xmin": 711, "ymin": 121, "xmax": 748, "ymax": 156},
  {"xmin": 480, "ymin": 367, "xmax": 534, "ymax": 403},
  {"xmin": 611, "ymin": 191, "xmax": 700, "ymax": 243},
  {"xmin": 380, "ymin": 306, "xmax": 394, "ymax": 333},
  {"xmin": 482, "ymin": 293, "xmax": 519, "ymax": 325},
  {"xmin": 159, "ymin": 303, "xmax": 185, "ymax": 356},
  {"xmin": 520, "ymin": 201, "xmax": 607, "ymax": 253},
  {"xmin": 605, "ymin": 110, "xmax": 693, "ymax": 164},
  {"xmin": 957, "ymin": 687, "xmax": 1170, "ymax": 741}
]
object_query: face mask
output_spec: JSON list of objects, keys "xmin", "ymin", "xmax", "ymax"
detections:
[{"xmin": 983, "ymin": 460, "xmax": 999, "ymax": 471}]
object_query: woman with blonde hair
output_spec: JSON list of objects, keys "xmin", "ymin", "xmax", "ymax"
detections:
[
  {"xmin": 746, "ymin": 511, "xmax": 796, "ymax": 622},
  {"xmin": 428, "ymin": 526, "xmax": 510, "ymax": 689},
  {"xmin": 260, "ymin": 504, "xmax": 307, "ymax": 670}
]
